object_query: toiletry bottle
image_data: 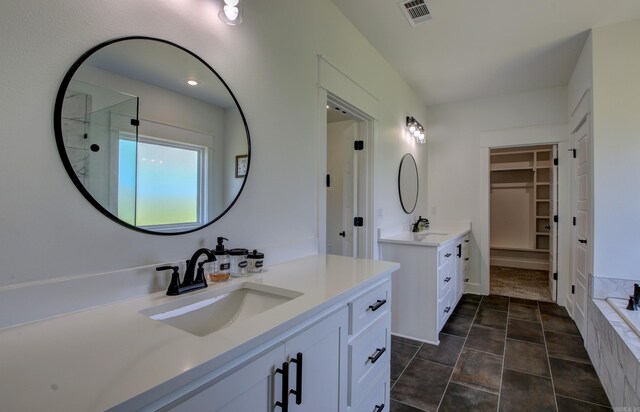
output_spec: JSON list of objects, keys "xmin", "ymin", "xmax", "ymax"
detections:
[{"xmin": 214, "ymin": 237, "xmax": 230, "ymax": 276}]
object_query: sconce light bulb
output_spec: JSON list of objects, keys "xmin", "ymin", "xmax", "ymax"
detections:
[
  {"xmin": 413, "ymin": 130, "xmax": 420, "ymax": 138},
  {"xmin": 409, "ymin": 125, "xmax": 416, "ymax": 132},
  {"xmin": 224, "ymin": 5, "xmax": 239, "ymax": 20},
  {"xmin": 224, "ymin": 0, "xmax": 239, "ymax": 6}
]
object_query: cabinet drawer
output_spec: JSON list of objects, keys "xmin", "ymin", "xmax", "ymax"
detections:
[
  {"xmin": 353, "ymin": 365, "xmax": 389, "ymax": 412},
  {"xmin": 437, "ymin": 287, "xmax": 455, "ymax": 331},
  {"xmin": 349, "ymin": 281, "xmax": 390, "ymax": 336},
  {"xmin": 438, "ymin": 261, "xmax": 454, "ymax": 294},
  {"xmin": 438, "ymin": 244, "xmax": 455, "ymax": 267},
  {"xmin": 349, "ymin": 313, "xmax": 390, "ymax": 406}
]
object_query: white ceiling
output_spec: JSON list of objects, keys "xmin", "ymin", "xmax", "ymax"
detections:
[{"xmin": 331, "ymin": 0, "xmax": 640, "ymax": 106}]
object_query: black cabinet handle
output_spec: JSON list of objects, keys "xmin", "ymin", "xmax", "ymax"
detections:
[
  {"xmin": 445, "ymin": 253, "xmax": 451, "ymax": 257},
  {"xmin": 368, "ymin": 347, "xmax": 386, "ymax": 364},
  {"xmin": 275, "ymin": 362, "xmax": 289, "ymax": 411},
  {"xmin": 464, "ymin": 239, "xmax": 469, "ymax": 243},
  {"xmin": 578, "ymin": 239, "xmax": 588, "ymax": 244},
  {"xmin": 368, "ymin": 299, "xmax": 387, "ymax": 312},
  {"xmin": 457, "ymin": 244, "xmax": 462, "ymax": 258},
  {"xmin": 374, "ymin": 404, "xmax": 385, "ymax": 412},
  {"xmin": 289, "ymin": 352, "xmax": 303, "ymax": 405},
  {"xmin": 339, "ymin": 231, "xmax": 346, "ymax": 237},
  {"xmin": 444, "ymin": 306, "xmax": 451, "ymax": 313},
  {"xmin": 444, "ymin": 277, "xmax": 451, "ymax": 283},
  {"xmin": 464, "ymin": 258, "xmax": 469, "ymax": 261}
]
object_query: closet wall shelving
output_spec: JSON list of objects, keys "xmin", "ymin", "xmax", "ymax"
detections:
[{"xmin": 490, "ymin": 145, "xmax": 554, "ymax": 269}]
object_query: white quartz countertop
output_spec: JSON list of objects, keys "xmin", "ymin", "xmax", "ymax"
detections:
[
  {"xmin": 0, "ymin": 254, "xmax": 399, "ymax": 412},
  {"xmin": 378, "ymin": 226, "xmax": 470, "ymax": 247}
]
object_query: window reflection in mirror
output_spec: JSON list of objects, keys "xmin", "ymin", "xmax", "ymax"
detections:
[{"xmin": 55, "ymin": 37, "xmax": 250, "ymax": 234}]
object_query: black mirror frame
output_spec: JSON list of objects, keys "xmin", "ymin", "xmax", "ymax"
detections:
[
  {"xmin": 53, "ymin": 36, "xmax": 251, "ymax": 235},
  {"xmin": 398, "ymin": 153, "xmax": 419, "ymax": 214}
]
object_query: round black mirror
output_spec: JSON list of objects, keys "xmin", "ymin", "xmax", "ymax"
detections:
[
  {"xmin": 398, "ymin": 153, "xmax": 418, "ymax": 214},
  {"xmin": 54, "ymin": 37, "xmax": 250, "ymax": 235}
]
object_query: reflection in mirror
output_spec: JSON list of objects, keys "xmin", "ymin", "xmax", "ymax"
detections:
[
  {"xmin": 398, "ymin": 153, "xmax": 418, "ymax": 214},
  {"xmin": 55, "ymin": 37, "xmax": 250, "ymax": 234}
]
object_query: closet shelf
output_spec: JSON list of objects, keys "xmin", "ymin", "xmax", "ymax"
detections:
[
  {"xmin": 490, "ymin": 245, "xmax": 549, "ymax": 253},
  {"xmin": 490, "ymin": 166, "xmax": 534, "ymax": 172},
  {"xmin": 536, "ymin": 199, "xmax": 550, "ymax": 202},
  {"xmin": 535, "ymin": 182, "xmax": 550, "ymax": 186},
  {"xmin": 536, "ymin": 215, "xmax": 550, "ymax": 219},
  {"xmin": 536, "ymin": 232, "xmax": 550, "ymax": 236}
]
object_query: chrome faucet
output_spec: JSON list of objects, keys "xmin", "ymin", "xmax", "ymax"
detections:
[{"xmin": 156, "ymin": 248, "xmax": 216, "ymax": 296}]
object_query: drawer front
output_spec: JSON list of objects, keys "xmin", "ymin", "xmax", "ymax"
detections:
[
  {"xmin": 353, "ymin": 365, "xmax": 389, "ymax": 412},
  {"xmin": 349, "ymin": 313, "xmax": 390, "ymax": 406},
  {"xmin": 350, "ymin": 281, "xmax": 390, "ymax": 336},
  {"xmin": 438, "ymin": 244, "xmax": 455, "ymax": 267},
  {"xmin": 462, "ymin": 235, "xmax": 470, "ymax": 254},
  {"xmin": 437, "ymin": 287, "xmax": 455, "ymax": 330},
  {"xmin": 438, "ymin": 261, "xmax": 454, "ymax": 294}
]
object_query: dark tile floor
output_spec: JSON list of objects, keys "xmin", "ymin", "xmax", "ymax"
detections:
[{"xmin": 390, "ymin": 294, "xmax": 612, "ymax": 412}]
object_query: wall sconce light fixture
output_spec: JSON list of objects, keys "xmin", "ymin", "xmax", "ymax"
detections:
[
  {"xmin": 219, "ymin": 0, "xmax": 243, "ymax": 25},
  {"xmin": 406, "ymin": 116, "xmax": 426, "ymax": 144}
]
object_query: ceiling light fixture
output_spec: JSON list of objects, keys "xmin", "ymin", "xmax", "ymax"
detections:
[
  {"xmin": 219, "ymin": 0, "xmax": 243, "ymax": 25},
  {"xmin": 186, "ymin": 79, "xmax": 198, "ymax": 86},
  {"xmin": 406, "ymin": 116, "xmax": 426, "ymax": 144}
]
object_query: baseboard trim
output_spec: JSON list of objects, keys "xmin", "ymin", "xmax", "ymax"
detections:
[{"xmin": 391, "ymin": 332, "xmax": 439, "ymax": 346}]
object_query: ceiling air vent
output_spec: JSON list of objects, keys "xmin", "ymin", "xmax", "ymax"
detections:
[{"xmin": 398, "ymin": 0, "xmax": 432, "ymax": 27}]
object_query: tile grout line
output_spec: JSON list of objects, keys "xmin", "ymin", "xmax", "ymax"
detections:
[
  {"xmin": 435, "ymin": 296, "xmax": 483, "ymax": 412},
  {"xmin": 389, "ymin": 340, "xmax": 423, "ymax": 393},
  {"xmin": 496, "ymin": 298, "xmax": 510, "ymax": 412},
  {"xmin": 540, "ymin": 300, "xmax": 560, "ymax": 412},
  {"xmin": 555, "ymin": 393, "xmax": 613, "ymax": 409}
]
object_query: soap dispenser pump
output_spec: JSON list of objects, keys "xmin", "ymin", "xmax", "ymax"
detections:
[{"xmin": 214, "ymin": 237, "xmax": 230, "ymax": 275}]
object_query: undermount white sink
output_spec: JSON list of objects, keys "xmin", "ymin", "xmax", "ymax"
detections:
[{"xmin": 140, "ymin": 282, "xmax": 303, "ymax": 337}]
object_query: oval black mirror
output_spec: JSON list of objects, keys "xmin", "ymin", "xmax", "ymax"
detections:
[
  {"xmin": 54, "ymin": 37, "xmax": 250, "ymax": 235},
  {"xmin": 398, "ymin": 153, "xmax": 418, "ymax": 214}
]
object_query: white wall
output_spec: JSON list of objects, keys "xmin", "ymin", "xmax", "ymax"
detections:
[
  {"xmin": 425, "ymin": 87, "xmax": 568, "ymax": 291},
  {"xmin": 591, "ymin": 19, "xmax": 640, "ymax": 280},
  {"xmin": 0, "ymin": 0, "xmax": 426, "ymax": 289}
]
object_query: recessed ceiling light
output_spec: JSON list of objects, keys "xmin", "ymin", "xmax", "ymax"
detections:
[{"xmin": 186, "ymin": 80, "xmax": 198, "ymax": 86}]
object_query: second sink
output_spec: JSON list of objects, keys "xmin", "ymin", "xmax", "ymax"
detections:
[{"xmin": 140, "ymin": 282, "xmax": 303, "ymax": 336}]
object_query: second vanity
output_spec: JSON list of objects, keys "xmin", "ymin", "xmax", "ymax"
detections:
[
  {"xmin": 0, "ymin": 255, "xmax": 399, "ymax": 411},
  {"xmin": 379, "ymin": 226, "xmax": 470, "ymax": 344}
]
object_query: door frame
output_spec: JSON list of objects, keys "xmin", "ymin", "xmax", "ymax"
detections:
[
  {"xmin": 316, "ymin": 56, "xmax": 378, "ymax": 259},
  {"xmin": 476, "ymin": 124, "xmax": 570, "ymax": 306}
]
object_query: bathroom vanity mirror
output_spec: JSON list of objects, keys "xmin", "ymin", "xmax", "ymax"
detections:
[
  {"xmin": 398, "ymin": 153, "xmax": 418, "ymax": 214},
  {"xmin": 54, "ymin": 37, "xmax": 250, "ymax": 234}
]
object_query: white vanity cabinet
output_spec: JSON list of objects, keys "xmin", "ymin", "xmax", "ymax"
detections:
[
  {"xmin": 379, "ymin": 231, "xmax": 470, "ymax": 344},
  {"xmin": 154, "ymin": 277, "xmax": 392, "ymax": 412}
]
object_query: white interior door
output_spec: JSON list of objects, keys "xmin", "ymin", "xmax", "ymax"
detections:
[
  {"xmin": 326, "ymin": 120, "xmax": 357, "ymax": 257},
  {"xmin": 572, "ymin": 116, "xmax": 590, "ymax": 336},
  {"xmin": 549, "ymin": 145, "xmax": 558, "ymax": 300}
]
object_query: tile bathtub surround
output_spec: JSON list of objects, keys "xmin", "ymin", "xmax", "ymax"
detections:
[
  {"xmin": 590, "ymin": 274, "xmax": 640, "ymax": 300},
  {"xmin": 587, "ymin": 299, "xmax": 640, "ymax": 407},
  {"xmin": 390, "ymin": 294, "xmax": 613, "ymax": 411}
]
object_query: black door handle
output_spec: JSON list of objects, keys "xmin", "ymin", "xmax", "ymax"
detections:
[
  {"xmin": 275, "ymin": 362, "xmax": 289, "ymax": 411},
  {"xmin": 374, "ymin": 404, "xmax": 385, "ymax": 412},
  {"xmin": 339, "ymin": 231, "xmax": 346, "ymax": 237},
  {"xmin": 289, "ymin": 352, "xmax": 303, "ymax": 406},
  {"xmin": 578, "ymin": 239, "xmax": 588, "ymax": 244},
  {"xmin": 368, "ymin": 347, "xmax": 386, "ymax": 364},
  {"xmin": 368, "ymin": 299, "xmax": 387, "ymax": 312}
]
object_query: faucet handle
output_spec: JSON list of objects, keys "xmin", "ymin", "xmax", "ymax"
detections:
[{"xmin": 156, "ymin": 265, "xmax": 181, "ymax": 296}]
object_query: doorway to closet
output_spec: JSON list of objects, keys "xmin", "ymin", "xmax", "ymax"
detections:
[{"xmin": 489, "ymin": 144, "xmax": 558, "ymax": 301}]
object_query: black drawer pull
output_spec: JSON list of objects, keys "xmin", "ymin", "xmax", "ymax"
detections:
[
  {"xmin": 368, "ymin": 299, "xmax": 387, "ymax": 312},
  {"xmin": 464, "ymin": 258, "xmax": 469, "ymax": 261},
  {"xmin": 445, "ymin": 253, "xmax": 451, "ymax": 257},
  {"xmin": 275, "ymin": 362, "xmax": 289, "ymax": 411},
  {"xmin": 578, "ymin": 239, "xmax": 588, "ymax": 244},
  {"xmin": 289, "ymin": 352, "xmax": 303, "ymax": 405},
  {"xmin": 464, "ymin": 239, "xmax": 469, "ymax": 243},
  {"xmin": 374, "ymin": 403, "xmax": 385, "ymax": 412},
  {"xmin": 368, "ymin": 347, "xmax": 386, "ymax": 364},
  {"xmin": 444, "ymin": 306, "xmax": 451, "ymax": 313},
  {"xmin": 444, "ymin": 277, "xmax": 451, "ymax": 283}
]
